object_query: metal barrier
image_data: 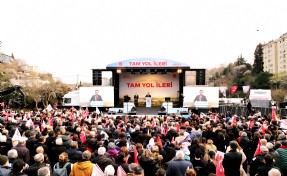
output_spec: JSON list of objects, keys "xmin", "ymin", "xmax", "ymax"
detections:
[{"xmin": 219, "ymin": 105, "xmax": 287, "ymax": 119}]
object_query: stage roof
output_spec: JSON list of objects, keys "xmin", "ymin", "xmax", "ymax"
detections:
[{"xmin": 106, "ymin": 58, "xmax": 190, "ymax": 69}]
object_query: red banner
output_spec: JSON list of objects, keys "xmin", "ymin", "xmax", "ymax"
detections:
[{"xmin": 230, "ymin": 86, "xmax": 238, "ymax": 94}]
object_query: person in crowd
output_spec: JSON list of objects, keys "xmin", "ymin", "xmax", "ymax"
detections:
[
  {"xmin": 65, "ymin": 141, "xmax": 83, "ymax": 164},
  {"xmin": 12, "ymin": 137, "xmax": 30, "ymax": 165},
  {"xmin": 191, "ymin": 149, "xmax": 207, "ymax": 176},
  {"xmin": 50, "ymin": 137, "xmax": 67, "ymax": 167},
  {"xmin": 257, "ymin": 154, "xmax": 278, "ymax": 176},
  {"xmin": 268, "ymin": 168, "xmax": 282, "ymax": 176},
  {"xmin": 53, "ymin": 152, "xmax": 72, "ymax": 176},
  {"xmin": 275, "ymin": 140, "xmax": 287, "ymax": 175},
  {"xmin": 222, "ymin": 141, "xmax": 242, "ymax": 176},
  {"xmin": 92, "ymin": 147, "xmax": 115, "ymax": 172},
  {"xmin": 70, "ymin": 150, "xmax": 93, "ymax": 176},
  {"xmin": 185, "ymin": 169, "xmax": 197, "ymax": 176},
  {"xmin": 166, "ymin": 150, "xmax": 193, "ymax": 176},
  {"xmin": 0, "ymin": 154, "xmax": 11, "ymax": 176},
  {"xmin": 132, "ymin": 165, "xmax": 144, "ymax": 176},
  {"xmin": 37, "ymin": 166, "xmax": 50, "ymax": 176},
  {"xmin": 104, "ymin": 164, "xmax": 115, "ymax": 176},
  {"xmin": 205, "ymin": 151, "xmax": 216, "ymax": 175},
  {"xmin": 35, "ymin": 146, "xmax": 50, "ymax": 165},
  {"xmin": 107, "ymin": 142, "xmax": 119, "ymax": 160},
  {"xmin": 249, "ymin": 146, "xmax": 269, "ymax": 176},
  {"xmin": 25, "ymin": 153, "xmax": 49, "ymax": 176},
  {"xmin": 8, "ymin": 159, "xmax": 28, "ymax": 176},
  {"xmin": 138, "ymin": 148, "xmax": 163, "ymax": 176}
]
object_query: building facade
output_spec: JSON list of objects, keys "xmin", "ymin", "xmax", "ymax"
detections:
[{"xmin": 263, "ymin": 33, "xmax": 287, "ymax": 75}]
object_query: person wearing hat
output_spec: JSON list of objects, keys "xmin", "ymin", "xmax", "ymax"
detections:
[
  {"xmin": 222, "ymin": 141, "xmax": 243, "ymax": 176},
  {"xmin": 0, "ymin": 154, "xmax": 11, "ymax": 176},
  {"xmin": 249, "ymin": 146, "xmax": 269, "ymax": 176},
  {"xmin": 70, "ymin": 150, "xmax": 93, "ymax": 176}
]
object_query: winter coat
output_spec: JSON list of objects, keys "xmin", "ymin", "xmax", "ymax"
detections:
[
  {"xmin": 12, "ymin": 144, "xmax": 30, "ymax": 164},
  {"xmin": 222, "ymin": 150, "xmax": 242, "ymax": 176},
  {"xmin": 70, "ymin": 160, "xmax": 93, "ymax": 176}
]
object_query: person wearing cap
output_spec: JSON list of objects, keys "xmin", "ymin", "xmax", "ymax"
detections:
[
  {"xmin": 12, "ymin": 137, "xmax": 30, "ymax": 164},
  {"xmin": 0, "ymin": 154, "xmax": 11, "ymax": 176},
  {"xmin": 249, "ymin": 146, "xmax": 269, "ymax": 176},
  {"xmin": 222, "ymin": 141, "xmax": 243, "ymax": 176},
  {"xmin": 70, "ymin": 150, "xmax": 93, "ymax": 176}
]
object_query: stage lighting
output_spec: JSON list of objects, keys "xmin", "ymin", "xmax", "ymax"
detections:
[
  {"xmin": 177, "ymin": 69, "xmax": 182, "ymax": 73},
  {"xmin": 117, "ymin": 69, "xmax": 122, "ymax": 74}
]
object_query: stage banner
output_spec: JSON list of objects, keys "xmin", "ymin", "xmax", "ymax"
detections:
[{"xmin": 145, "ymin": 97, "xmax": 152, "ymax": 107}]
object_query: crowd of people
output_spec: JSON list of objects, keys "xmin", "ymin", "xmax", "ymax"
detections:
[{"xmin": 0, "ymin": 106, "xmax": 286, "ymax": 176}]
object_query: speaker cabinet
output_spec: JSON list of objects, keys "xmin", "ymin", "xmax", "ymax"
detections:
[{"xmin": 92, "ymin": 70, "xmax": 102, "ymax": 85}]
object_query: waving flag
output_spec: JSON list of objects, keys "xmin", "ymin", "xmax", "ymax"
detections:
[
  {"xmin": 230, "ymin": 86, "xmax": 238, "ymax": 94},
  {"xmin": 12, "ymin": 128, "xmax": 22, "ymax": 141},
  {"xmin": 41, "ymin": 120, "xmax": 46, "ymax": 132},
  {"xmin": 272, "ymin": 107, "xmax": 277, "ymax": 122},
  {"xmin": 254, "ymin": 140, "xmax": 262, "ymax": 156},
  {"xmin": 134, "ymin": 147, "xmax": 139, "ymax": 164},
  {"xmin": 117, "ymin": 165, "xmax": 127, "ymax": 176},
  {"xmin": 80, "ymin": 127, "xmax": 86, "ymax": 144},
  {"xmin": 92, "ymin": 163, "xmax": 105, "ymax": 176}
]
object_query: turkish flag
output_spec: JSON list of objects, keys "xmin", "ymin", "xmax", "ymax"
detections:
[
  {"xmin": 254, "ymin": 140, "xmax": 262, "ymax": 156},
  {"xmin": 230, "ymin": 86, "xmax": 238, "ymax": 94},
  {"xmin": 272, "ymin": 107, "xmax": 277, "ymax": 122}
]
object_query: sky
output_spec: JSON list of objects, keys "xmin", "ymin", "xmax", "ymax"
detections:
[{"xmin": 1, "ymin": 0, "xmax": 287, "ymax": 84}]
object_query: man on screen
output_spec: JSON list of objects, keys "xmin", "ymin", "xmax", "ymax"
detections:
[
  {"xmin": 194, "ymin": 90, "xmax": 207, "ymax": 102},
  {"xmin": 90, "ymin": 90, "xmax": 103, "ymax": 102}
]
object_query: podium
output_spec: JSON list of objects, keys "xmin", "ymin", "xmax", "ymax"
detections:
[
  {"xmin": 90, "ymin": 101, "xmax": 104, "ymax": 107},
  {"xmin": 145, "ymin": 97, "xmax": 152, "ymax": 107},
  {"xmin": 194, "ymin": 101, "xmax": 208, "ymax": 108},
  {"xmin": 162, "ymin": 102, "xmax": 173, "ymax": 113},
  {"xmin": 124, "ymin": 102, "xmax": 135, "ymax": 113}
]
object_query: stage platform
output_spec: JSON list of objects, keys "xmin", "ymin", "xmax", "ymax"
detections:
[{"xmin": 108, "ymin": 106, "xmax": 189, "ymax": 116}]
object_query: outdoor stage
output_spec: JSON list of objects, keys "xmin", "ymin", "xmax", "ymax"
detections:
[{"xmin": 108, "ymin": 106, "xmax": 189, "ymax": 116}]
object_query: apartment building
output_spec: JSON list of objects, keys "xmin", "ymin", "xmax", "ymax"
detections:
[{"xmin": 262, "ymin": 33, "xmax": 287, "ymax": 75}]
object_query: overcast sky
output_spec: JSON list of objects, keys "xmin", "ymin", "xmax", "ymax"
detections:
[{"xmin": 1, "ymin": 0, "xmax": 287, "ymax": 84}]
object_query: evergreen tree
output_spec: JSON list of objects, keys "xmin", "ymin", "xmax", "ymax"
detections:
[{"xmin": 252, "ymin": 43, "xmax": 264, "ymax": 74}]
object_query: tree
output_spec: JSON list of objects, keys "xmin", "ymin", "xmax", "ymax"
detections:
[
  {"xmin": 252, "ymin": 43, "xmax": 264, "ymax": 74},
  {"xmin": 234, "ymin": 54, "xmax": 247, "ymax": 66},
  {"xmin": 252, "ymin": 72, "xmax": 273, "ymax": 89}
]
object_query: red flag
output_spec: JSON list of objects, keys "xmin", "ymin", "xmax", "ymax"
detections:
[
  {"xmin": 41, "ymin": 120, "xmax": 46, "ymax": 132},
  {"xmin": 260, "ymin": 125, "xmax": 266, "ymax": 136},
  {"xmin": 175, "ymin": 123, "xmax": 180, "ymax": 132},
  {"xmin": 254, "ymin": 140, "xmax": 262, "ymax": 156},
  {"xmin": 249, "ymin": 120, "xmax": 255, "ymax": 130},
  {"xmin": 230, "ymin": 86, "xmax": 238, "ymax": 94},
  {"xmin": 117, "ymin": 165, "xmax": 127, "ymax": 176},
  {"xmin": 160, "ymin": 123, "xmax": 165, "ymax": 135},
  {"xmin": 210, "ymin": 114, "xmax": 214, "ymax": 120},
  {"xmin": 272, "ymin": 107, "xmax": 277, "ymax": 122},
  {"xmin": 48, "ymin": 116, "xmax": 53, "ymax": 127},
  {"xmin": 134, "ymin": 147, "xmax": 139, "ymax": 164},
  {"xmin": 156, "ymin": 136, "xmax": 162, "ymax": 146},
  {"xmin": 232, "ymin": 116, "xmax": 237, "ymax": 125},
  {"xmin": 80, "ymin": 127, "xmax": 86, "ymax": 144}
]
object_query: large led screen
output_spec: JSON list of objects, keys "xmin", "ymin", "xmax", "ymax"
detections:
[{"xmin": 79, "ymin": 86, "xmax": 114, "ymax": 107}]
